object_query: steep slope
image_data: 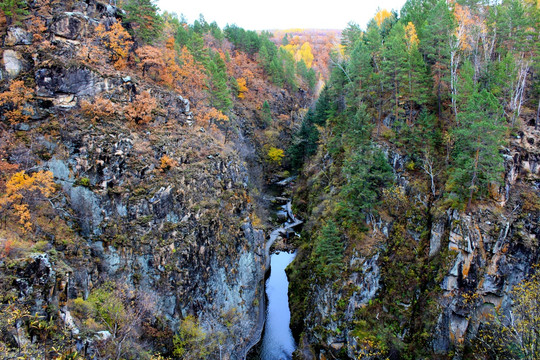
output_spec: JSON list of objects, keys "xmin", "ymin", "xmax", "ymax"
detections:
[
  {"xmin": 286, "ymin": 2, "xmax": 539, "ymax": 359},
  {"xmin": 0, "ymin": 1, "xmax": 314, "ymax": 358}
]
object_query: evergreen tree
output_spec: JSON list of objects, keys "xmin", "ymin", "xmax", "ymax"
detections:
[
  {"xmin": 207, "ymin": 52, "xmax": 232, "ymax": 111},
  {"xmin": 261, "ymin": 100, "xmax": 272, "ymax": 126},
  {"xmin": 123, "ymin": 0, "xmax": 163, "ymax": 44},
  {"xmin": 313, "ymin": 220, "xmax": 344, "ymax": 275},
  {"xmin": 365, "ymin": 20, "xmax": 386, "ymax": 134},
  {"xmin": 448, "ymin": 89, "xmax": 505, "ymax": 209},
  {"xmin": 420, "ymin": 0, "xmax": 453, "ymax": 119},
  {"xmin": 340, "ymin": 145, "xmax": 394, "ymax": 216},
  {"xmin": 383, "ymin": 22, "xmax": 409, "ymax": 121}
]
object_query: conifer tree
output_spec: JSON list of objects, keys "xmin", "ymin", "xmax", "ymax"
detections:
[
  {"xmin": 314, "ymin": 220, "xmax": 343, "ymax": 275},
  {"xmin": 207, "ymin": 52, "xmax": 232, "ymax": 111},
  {"xmin": 123, "ymin": 0, "xmax": 163, "ymax": 44},
  {"xmin": 421, "ymin": 0, "xmax": 453, "ymax": 120},
  {"xmin": 0, "ymin": 0, "xmax": 27, "ymax": 25},
  {"xmin": 449, "ymin": 89, "xmax": 505, "ymax": 209}
]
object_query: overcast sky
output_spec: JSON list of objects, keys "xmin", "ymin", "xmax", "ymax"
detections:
[{"xmin": 157, "ymin": 0, "xmax": 408, "ymax": 30}]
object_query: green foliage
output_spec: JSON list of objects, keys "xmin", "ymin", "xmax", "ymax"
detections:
[
  {"xmin": 312, "ymin": 220, "xmax": 344, "ymax": 276},
  {"xmin": 297, "ymin": 60, "xmax": 317, "ymax": 91},
  {"xmin": 206, "ymin": 51, "xmax": 232, "ymax": 111},
  {"xmin": 86, "ymin": 285, "xmax": 127, "ymax": 331},
  {"xmin": 261, "ymin": 100, "xmax": 272, "ymax": 126},
  {"xmin": 340, "ymin": 146, "xmax": 393, "ymax": 216},
  {"xmin": 223, "ymin": 24, "xmax": 261, "ymax": 56},
  {"xmin": 447, "ymin": 89, "xmax": 505, "ymax": 206},
  {"xmin": 173, "ymin": 315, "xmax": 210, "ymax": 359},
  {"xmin": 0, "ymin": 0, "xmax": 28, "ymax": 24},
  {"xmin": 123, "ymin": 0, "xmax": 164, "ymax": 44}
]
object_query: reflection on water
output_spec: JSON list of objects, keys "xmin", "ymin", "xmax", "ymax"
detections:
[{"xmin": 259, "ymin": 251, "xmax": 296, "ymax": 360}]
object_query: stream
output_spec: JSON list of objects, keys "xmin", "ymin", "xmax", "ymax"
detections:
[
  {"xmin": 246, "ymin": 178, "xmax": 301, "ymax": 360},
  {"xmin": 259, "ymin": 251, "xmax": 296, "ymax": 360}
]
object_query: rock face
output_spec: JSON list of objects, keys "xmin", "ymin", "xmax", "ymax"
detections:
[
  {"xmin": 290, "ymin": 132, "xmax": 540, "ymax": 358},
  {"xmin": 0, "ymin": 1, "xmax": 282, "ymax": 358}
]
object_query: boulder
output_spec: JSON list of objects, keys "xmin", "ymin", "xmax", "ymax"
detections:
[
  {"xmin": 5, "ymin": 27, "xmax": 33, "ymax": 46},
  {"xmin": 51, "ymin": 12, "xmax": 87, "ymax": 40},
  {"xmin": 3, "ymin": 50, "xmax": 23, "ymax": 78}
]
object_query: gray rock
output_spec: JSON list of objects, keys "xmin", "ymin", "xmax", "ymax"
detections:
[
  {"xmin": 51, "ymin": 12, "xmax": 87, "ymax": 39},
  {"xmin": 5, "ymin": 27, "xmax": 33, "ymax": 46},
  {"xmin": 36, "ymin": 66, "xmax": 106, "ymax": 97},
  {"xmin": 429, "ymin": 219, "xmax": 445, "ymax": 257},
  {"xmin": 3, "ymin": 50, "xmax": 23, "ymax": 78},
  {"xmin": 15, "ymin": 123, "xmax": 30, "ymax": 131}
]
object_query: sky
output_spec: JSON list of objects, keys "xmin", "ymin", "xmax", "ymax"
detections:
[{"xmin": 157, "ymin": 0, "xmax": 409, "ymax": 31}]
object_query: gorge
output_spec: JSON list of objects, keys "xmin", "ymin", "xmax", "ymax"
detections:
[{"xmin": 0, "ymin": 0, "xmax": 539, "ymax": 359}]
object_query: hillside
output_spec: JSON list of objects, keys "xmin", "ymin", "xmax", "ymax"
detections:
[
  {"xmin": 0, "ymin": 1, "xmax": 318, "ymax": 358},
  {"xmin": 286, "ymin": 2, "xmax": 539, "ymax": 359}
]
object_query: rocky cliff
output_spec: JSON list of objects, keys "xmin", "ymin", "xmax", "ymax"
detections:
[
  {"xmin": 0, "ymin": 1, "xmax": 310, "ymax": 358},
  {"xmin": 288, "ymin": 116, "xmax": 539, "ymax": 359}
]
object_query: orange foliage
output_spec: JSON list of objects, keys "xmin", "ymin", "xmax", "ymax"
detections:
[
  {"xmin": 159, "ymin": 154, "xmax": 178, "ymax": 171},
  {"xmin": 0, "ymin": 170, "xmax": 55, "ymax": 232},
  {"xmin": 177, "ymin": 46, "xmax": 207, "ymax": 102},
  {"xmin": 0, "ymin": 81, "xmax": 34, "ymax": 124},
  {"xmin": 29, "ymin": 15, "xmax": 52, "ymax": 50},
  {"xmin": 453, "ymin": 3, "xmax": 479, "ymax": 52},
  {"xmin": 96, "ymin": 22, "xmax": 133, "ymax": 69},
  {"xmin": 80, "ymin": 95, "xmax": 118, "ymax": 122},
  {"xmin": 162, "ymin": 37, "xmax": 182, "ymax": 87},
  {"xmin": 124, "ymin": 90, "xmax": 157, "ymax": 125},
  {"xmin": 196, "ymin": 106, "xmax": 229, "ymax": 128},
  {"xmin": 136, "ymin": 45, "xmax": 166, "ymax": 79}
]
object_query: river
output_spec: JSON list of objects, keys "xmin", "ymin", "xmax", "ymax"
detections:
[{"xmin": 258, "ymin": 251, "xmax": 296, "ymax": 360}]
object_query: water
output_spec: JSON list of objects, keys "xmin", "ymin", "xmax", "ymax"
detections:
[{"xmin": 259, "ymin": 251, "xmax": 296, "ymax": 360}]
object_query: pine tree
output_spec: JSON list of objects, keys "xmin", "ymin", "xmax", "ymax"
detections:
[
  {"xmin": 383, "ymin": 22, "xmax": 409, "ymax": 121},
  {"xmin": 206, "ymin": 52, "xmax": 232, "ymax": 111},
  {"xmin": 123, "ymin": 0, "xmax": 163, "ymax": 44},
  {"xmin": 449, "ymin": 89, "xmax": 505, "ymax": 209},
  {"xmin": 261, "ymin": 100, "xmax": 272, "ymax": 126},
  {"xmin": 313, "ymin": 220, "xmax": 344, "ymax": 275},
  {"xmin": 0, "ymin": 0, "xmax": 28, "ymax": 25},
  {"xmin": 420, "ymin": 0, "xmax": 453, "ymax": 120},
  {"xmin": 341, "ymin": 145, "xmax": 394, "ymax": 215}
]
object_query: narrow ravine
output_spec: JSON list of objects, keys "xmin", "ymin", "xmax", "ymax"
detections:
[{"xmin": 246, "ymin": 179, "xmax": 302, "ymax": 360}]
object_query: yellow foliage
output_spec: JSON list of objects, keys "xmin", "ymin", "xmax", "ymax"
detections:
[
  {"xmin": 267, "ymin": 147, "xmax": 284, "ymax": 165},
  {"xmin": 374, "ymin": 9, "xmax": 392, "ymax": 27},
  {"xmin": 405, "ymin": 22, "xmax": 419, "ymax": 51},
  {"xmin": 0, "ymin": 170, "xmax": 55, "ymax": 232},
  {"xmin": 299, "ymin": 42, "xmax": 314, "ymax": 68},
  {"xmin": 282, "ymin": 43, "xmax": 298, "ymax": 57},
  {"xmin": 236, "ymin": 77, "xmax": 248, "ymax": 99}
]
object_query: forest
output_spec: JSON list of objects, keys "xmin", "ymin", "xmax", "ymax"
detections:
[{"xmin": 287, "ymin": 0, "xmax": 539, "ymax": 359}]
